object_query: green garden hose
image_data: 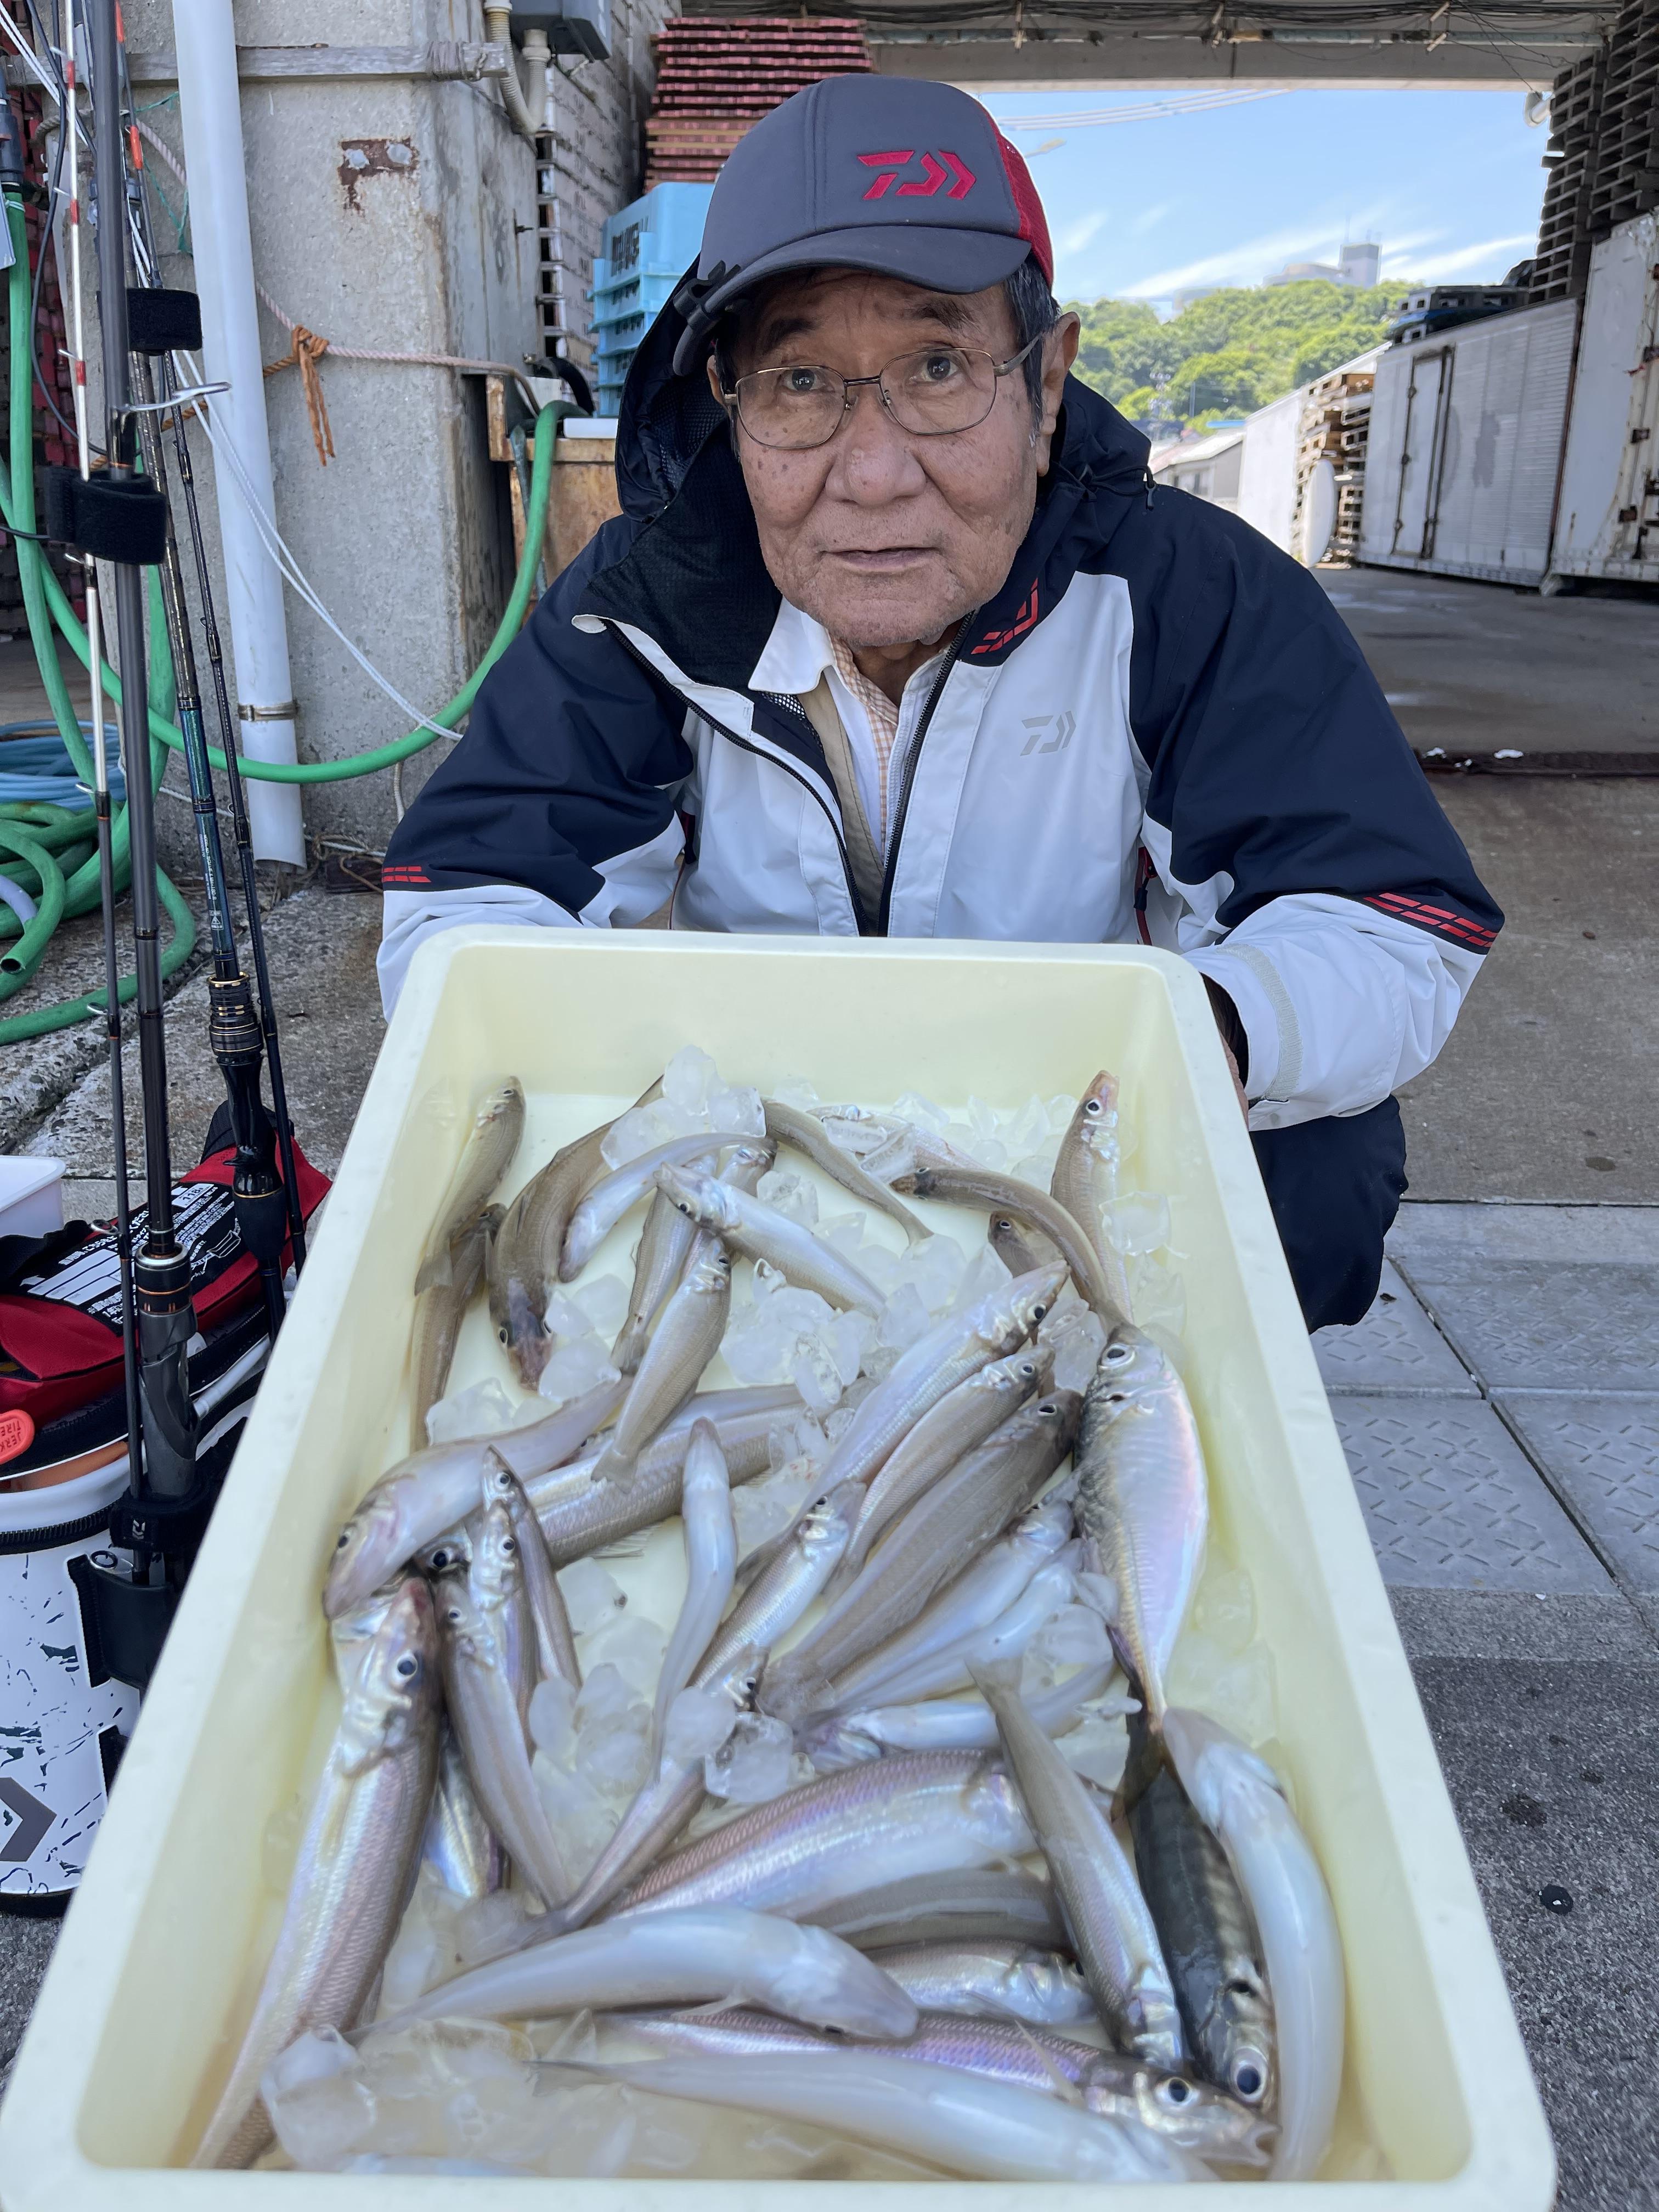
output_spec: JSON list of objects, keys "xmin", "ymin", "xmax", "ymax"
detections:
[{"xmin": 0, "ymin": 171, "xmax": 561, "ymax": 1040}]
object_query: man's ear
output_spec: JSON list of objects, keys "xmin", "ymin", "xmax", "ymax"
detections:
[{"xmin": 1033, "ymin": 312, "xmax": 1080, "ymax": 476}]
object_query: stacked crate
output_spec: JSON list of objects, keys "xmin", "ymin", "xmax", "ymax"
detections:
[
  {"xmin": 1291, "ymin": 368, "xmax": 1375, "ymax": 569},
  {"xmin": 1531, "ymin": 0, "xmax": 1659, "ymax": 303},
  {"xmin": 643, "ymin": 16, "xmax": 871, "ymax": 189},
  {"xmin": 1589, "ymin": 0, "xmax": 1659, "ymax": 237},
  {"xmin": 1532, "ymin": 46, "xmax": 1607, "ymax": 300}
]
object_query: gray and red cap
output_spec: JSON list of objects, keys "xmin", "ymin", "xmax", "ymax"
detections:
[{"xmin": 670, "ymin": 76, "xmax": 1054, "ymax": 374}]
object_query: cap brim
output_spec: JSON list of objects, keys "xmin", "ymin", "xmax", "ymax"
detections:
[{"xmin": 670, "ymin": 225, "xmax": 1032, "ymax": 375}]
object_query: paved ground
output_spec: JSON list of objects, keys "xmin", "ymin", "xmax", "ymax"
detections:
[
  {"xmin": 1322, "ymin": 1201, "xmax": 1659, "ymax": 2211},
  {"xmin": 1321, "ymin": 567, "xmax": 1659, "ymax": 757}
]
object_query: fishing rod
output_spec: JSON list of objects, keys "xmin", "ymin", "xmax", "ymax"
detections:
[
  {"xmin": 113, "ymin": 23, "xmax": 309, "ymax": 1286},
  {"xmin": 8, "ymin": 32, "xmax": 144, "ymax": 1485},
  {"xmin": 70, "ymin": 23, "xmax": 143, "ymax": 1488},
  {"xmin": 88, "ymin": 0, "xmax": 196, "ymax": 1506},
  {"xmin": 128, "ymin": 332, "xmax": 289, "ymax": 1346}
]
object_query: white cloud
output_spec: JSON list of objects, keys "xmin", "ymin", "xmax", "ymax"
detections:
[
  {"xmin": 1120, "ymin": 221, "xmax": 1359, "ymax": 298},
  {"xmin": 1383, "ymin": 233, "xmax": 1536, "ymax": 283},
  {"xmin": 1057, "ymin": 209, "xmax": 1111, "ymax": 257}
]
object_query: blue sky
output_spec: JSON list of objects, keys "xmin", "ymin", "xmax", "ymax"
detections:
[{"xmin": 977, "ymin": 87, "xmax": 1546, "ymax": 307}]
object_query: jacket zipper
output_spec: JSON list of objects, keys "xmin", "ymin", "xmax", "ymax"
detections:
[
  {"xmin": 875, "ymin": 616, "xmax": 979, "ymax": 935},
  {"xmin": 607, "ymin": 624, "xmax": 873, "ymax": 934}
]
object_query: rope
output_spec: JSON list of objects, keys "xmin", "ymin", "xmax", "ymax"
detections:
[{"xmin": 262, "ymin": 323, "xmax": 334, "ymax": 465}]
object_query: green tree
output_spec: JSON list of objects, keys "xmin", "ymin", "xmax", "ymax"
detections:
[{"xmin": 1066, "ymin": 279, "xmax": 1401, "ymax": 430}]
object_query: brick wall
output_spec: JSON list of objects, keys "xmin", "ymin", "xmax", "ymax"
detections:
[{"xmin": 536, "ymin": 0, "xmax": 677, "ymax": 377}]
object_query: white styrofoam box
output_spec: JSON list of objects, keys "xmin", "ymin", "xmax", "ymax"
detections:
[{"xmin": 0, "ymin": 1155, "xmax": 64, "ymax": 1240}]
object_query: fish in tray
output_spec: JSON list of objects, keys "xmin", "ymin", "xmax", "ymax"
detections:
[
  {"xmin": 1075, "ymin": 1321, "xmax": 1209, "ymax": 1726},
  {"xmin": 193, "ymin": 1575, "xmax": 440, "ymax": 2170},
  {"xmin": 229, "ymin": 1056, "xmax": 1345, "ymax": 2185},
  {"xmin": 368, "ymin": 1903, "xmax": 917, "ymax": 2041}
]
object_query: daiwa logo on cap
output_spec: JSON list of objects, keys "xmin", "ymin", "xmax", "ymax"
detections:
[{"xmin": 857, "ymin": 149, "xmax": 977, "ymax": 201}]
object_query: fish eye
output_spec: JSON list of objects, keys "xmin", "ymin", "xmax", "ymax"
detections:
[
  {"xmin": 501, "ymin": 1534, "xmax": 517, "ymax": 1554},
  {"xmin": 1103, "ymin": 1342, "xmax": 1133, "ymax": 1365},
  {"xmin": 1030, "ymin": 1299, "xmax": 1049, "ymax": 1323},
  {"xmin": 1084, "ymin": 1097, "xmax": 1102, "ymax": 1116},
  {"xmin": 1234, "ymin": 2061, "xmax": 1266, "ymax": 2101},
  {"xmin": 1160, "ymin": 2078, "xmax": 1194, "ymax": 2107},
  {"xmin": 394, "ymin": 1655, "xmax": 419, "ymax": 1679},
  {"xmin": 497, "ymin": 1327, "xmax": 509, "ymax": 1345},
  {"xmin": 444, "ymin": 1604, "xmax": 463, "ymax": 1624},
  {"xmin": 335, "ymin": 1528, "xmax": 352, "ymax": 1551}
]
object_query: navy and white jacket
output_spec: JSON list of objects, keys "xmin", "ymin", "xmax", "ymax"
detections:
[{"xmin": 380, "ymin": 307, "xmax": 1500, "ymax": 1133}]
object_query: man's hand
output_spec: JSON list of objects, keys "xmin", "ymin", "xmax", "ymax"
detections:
[{"xmin": 1203, "ymin": 978, "xmax": 1251, "ymax": 1124}]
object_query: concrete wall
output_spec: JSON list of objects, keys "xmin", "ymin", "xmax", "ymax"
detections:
[{"xmin": 111, "ymin": 0, "xmax": 664, "ymax": 866}]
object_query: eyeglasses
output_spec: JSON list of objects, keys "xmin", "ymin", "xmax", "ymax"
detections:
[{"xmin": 724, "ymin": 336, "xmax": 1042, "ymax": 452}]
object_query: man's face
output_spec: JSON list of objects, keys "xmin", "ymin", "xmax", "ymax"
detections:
[{"xmin": 709, "ymin": 269, "xmax": 1078, "ymax": 652}]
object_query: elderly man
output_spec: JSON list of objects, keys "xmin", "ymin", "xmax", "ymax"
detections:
[{"xmin": 379, "ymin": 76, "xmax": 1500, "ymax": 1331}]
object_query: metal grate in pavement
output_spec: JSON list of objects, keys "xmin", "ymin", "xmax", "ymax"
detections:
[
  {"xmin": 1497, "ymin": 1396, "xmax": 1659, "ymax": 1599},
  {"xmin": 1394, "ymin": 1257, "xmax": 1659, "ymax": 1394},
  {"xmin": 1329, "ymin": 1396, "xmax": 1611, "ymax": 1592},
  {"xmin": 1314, "ymin": 1260, "xmax": 1479, "ymax": 1395}
]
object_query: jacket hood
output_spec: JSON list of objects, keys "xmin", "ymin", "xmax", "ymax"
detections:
[{"xmin": 612, "ymin": 267, "xmax": 1153, "ymax": 522}]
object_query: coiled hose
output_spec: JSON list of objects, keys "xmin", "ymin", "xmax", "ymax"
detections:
[{"xmin": 0, "ymin": 179, "xmax": 559, "ymax": 1041}]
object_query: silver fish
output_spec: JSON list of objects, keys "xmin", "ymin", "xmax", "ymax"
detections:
[
  {"xmin": 1124, "ymin": 1708, "xmax": 1275, "ymax": 2112},
  {"xmin": 532, "ymin": 1652, "xmax": 760, "ymax": 1939},
  {"xmin": 612, "ymin": 1139, "xmax": 772, "ymax": 1374},
  {"xmin": 612, "ymin": 1154, "xmax": 718, "ymax": 1377},
  {"xmin": 762, "ymin": 1097, "xmax": 930, "ymax": 1244},
  {"xmin": 989, "ymin": 1213, "xmax": 1062, "ymax": 1278},
  {"xmin": 432, "ymin": 1496, "xmax": 571, "ymax": 1909},
  {"xmin": 1050, "ymin": 1071, "xmax": 1134, "ymax": 1323},
  {"xmin": 490, "ymin": 1076, "xmax": 662, "ymax": 1387},
  {"xmin": 422, "ymin": 1724, "xmax": 505, "ymax": 1903},
  {"xmin": 650, "ymin": 1419, "xmax": 735, "ymax": 1755},
  {"xmin": 408, "ymin": 1204, "xmax": 500, "ymax": 1454},
  {"xmin": 324, "ymin": 1380, "xmax": 625, "ymax": 1618},
  {"xmin": 763, "ymin": 1392, "xmax": 1081, "ymax": 1723},
  {"xmin": 974, "ymin": 1656, "xmax": 1184, "ymax": 2069},
  {"xmin": 865, "ymin": 1942, "xmax": 1094, "ymax": 2027},
  {"xmin": 1075, "ymin": 1323, "xmax": 1207, "ymax": 1725},
  {"xmin": 610, "ymin": 1752, "xmax": 1034, "ymax": 1924},
  {"xmin": 818, "ymin": 1263, "xmax": 1068, "ymax": 1494},
  {"xmin": 498, "ymin": 1463, "xmax": 580, "ymax": 1689},
  {"xmin": 371, "ymin": 1903, "xmax": 917, "ymax": 2042},
  {"xmin": 414, "ymin": 1077, "xmax": 525, "ymax": 1295},
  {"xmin": 821, "ymin": 1497, "xmax": 1074, "ymax": 1712},
  {"xmin": 696, "ymin": 1480, "xmax": 862, "ymax": 1684},
  {"xmin": 191, "ymin": 1576, "xmax": 439, "ymax": 2168},
  {"xmin": 656, "ymin": 1163, "xmax": 887, "ymax": 1317},
  {"xmin": 811, "ymin": 1864, "xmax": 1066, "ymax": 1951},
  {"xmin": 606, "ymin": 2008, "xmax": 1268, "ymax": 2167},
  {"xmin": 852, "ymin": 1551, "xmax": 1081, "ymax": 1710},
  {"xmin": 588, "ymin": 1241, "xmax": 732, "ymax": 1484},
  {"xmin": 838, "ymin": 1342, "xmax": 1053, "ymax": 1585},
  {"xmin": 560, "ymin": 1131, "xmax": 757, "ymax": 1283},
  {"xmin": 890, "ymin": 1161, "xmax": 1128, "ymax": 1329},
  {"xmin": 547, "ymin": 2047, "xmax": 1201, "ymax": 2183},
  {"xmin": 1164, "ymin": 1708, "xmax": 1344, "ymax": 2183},
  {"xmin": 525, "ymin": 1400, "xmax": 786, "ymax": 1566},
  {"xmin": 804, "ymin": 1655, "xmax": 1120, "ymax": 1767}
]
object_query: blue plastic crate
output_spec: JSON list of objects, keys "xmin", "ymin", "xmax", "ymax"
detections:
[{"xmin": 587, "ymin": 182, "xmax": 713, "ymax": 410}]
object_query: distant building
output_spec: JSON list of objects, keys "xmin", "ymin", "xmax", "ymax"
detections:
[{"xmin": 1266, "ymin": 241, "xmax": 1381, "ymax": 290}]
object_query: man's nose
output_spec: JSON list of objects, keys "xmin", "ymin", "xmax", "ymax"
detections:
[{"xmin": 827, "ymin": 379, "xmax": 927, "ymax": 503}]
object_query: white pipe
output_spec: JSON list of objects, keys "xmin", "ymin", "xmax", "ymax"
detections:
[{"xmin": 173, "ymin": 0, "xmax": 305, "ymax": 865}]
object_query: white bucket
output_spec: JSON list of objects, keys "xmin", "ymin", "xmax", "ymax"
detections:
[{"xmin": 0, "ymin": 1456, "xmax": 139, "ymax": 1906}]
